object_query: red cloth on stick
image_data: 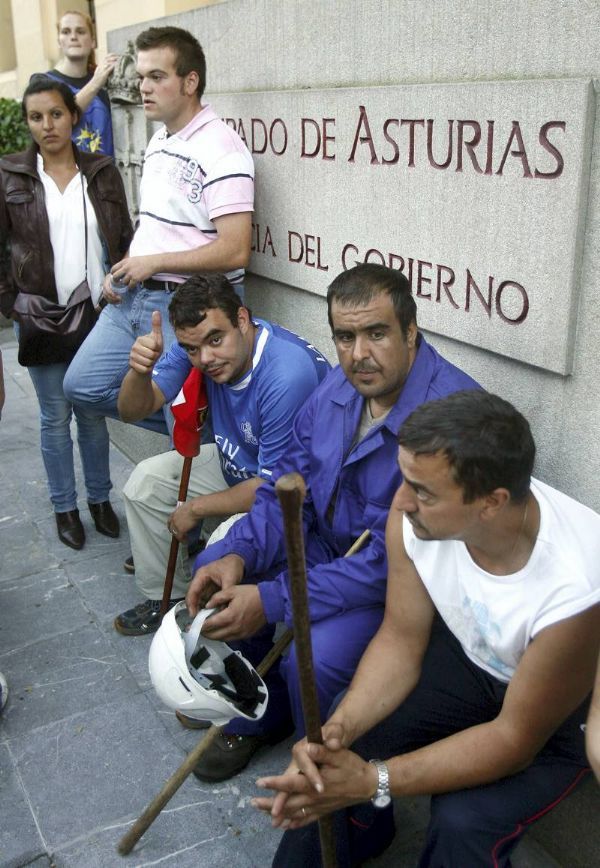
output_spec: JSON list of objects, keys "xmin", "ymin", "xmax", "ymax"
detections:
[{"xmin": 170, "ymin": 368, "xmax": 208, "ymax": 458}]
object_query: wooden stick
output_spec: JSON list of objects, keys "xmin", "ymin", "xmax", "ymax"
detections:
[
  {"xmin": 117, "ymin": 525, "xmax": 371, "ymax": 857},
  {"xmin": 159, "ymin": 455, "xmax": 193, "ymax": 617},
  {"xmin": 342, "ymin": 528, "xmax": 371, "ymax": 558},
  {"xmin": 117, "ymin": 628, "xmax": 294, "ymax": 856},
  {"xmin": 276, "ymin": 472, "xmax": 337, "ymax": 868}
]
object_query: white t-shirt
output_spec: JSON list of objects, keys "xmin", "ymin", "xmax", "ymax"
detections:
[
  {"xmin": 403, "ymin": 478, "xmax": 600, "ymax": 682},
  {"xmin": 37, "ymin": 155, "xmax": 104, "ymax": 305}
]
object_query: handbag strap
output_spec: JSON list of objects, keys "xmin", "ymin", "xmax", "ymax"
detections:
[{"xmin": 80, "ymin": 171, "xmax": 88, "ymax": 280}]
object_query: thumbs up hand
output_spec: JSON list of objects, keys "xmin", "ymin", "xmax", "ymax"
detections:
[
  {"xmin": 150, "ymin": 310, "xmax": 163, "ymax": 350},
  {"xmin": 129, "ymin": 310, "xmax": 164, "ymax": 375}
]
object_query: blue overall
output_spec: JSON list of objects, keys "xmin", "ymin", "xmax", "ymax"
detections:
[{"xmin": 194, "ymin": 335, "xmax": 480, "ymax": 736}]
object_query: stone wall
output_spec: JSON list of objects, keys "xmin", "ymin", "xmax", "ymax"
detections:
[{"xmin": 110, "ymin": 0, "xmax": 600, "ymax": 511}]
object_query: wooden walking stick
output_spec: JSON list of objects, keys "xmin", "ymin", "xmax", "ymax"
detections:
[
  {"xmin": 117, "ymin": 526, "xmax": 370, "ymax": 856},
  {"xmin": 159, "ymin": 455, "xmax": 193, "ymax": 617},
  {"xmin": 117, "ymin": 628, "xmax": 294, "ymax": 856},
  {"xmin": 276, "ymin": 471, "xmax": 337, "ymax": 868}
]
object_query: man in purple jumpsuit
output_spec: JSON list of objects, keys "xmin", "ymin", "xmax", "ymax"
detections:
[{"xmin": 185, "ymin": 263, "xmax": 481, "ymax": 781}]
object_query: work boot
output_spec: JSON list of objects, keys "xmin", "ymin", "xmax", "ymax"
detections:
[
  {"xmin": 193, "ymin": 726, "xmax": 292, "ymax": 782},
  {"xmin": 176, "ymin": 709, "xmax": 210, "ymax": 730}
]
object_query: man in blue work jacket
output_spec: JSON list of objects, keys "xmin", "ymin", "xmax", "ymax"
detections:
[{"xmin": 185, "ymin": 262, "xmax": 481, "ymax": 781}]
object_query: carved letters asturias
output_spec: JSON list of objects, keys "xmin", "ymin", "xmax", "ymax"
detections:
[
  {"xmin": 347, "ymin": 106, "xmax": 564, "ymax": 178},
  {"xmin": 224, "ymin": 107, "xmax": 566, "ymax": 180}
]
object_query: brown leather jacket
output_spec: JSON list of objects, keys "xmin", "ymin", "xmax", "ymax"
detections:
[{"xmin": 0, "ymin": 144, "xmax": 133, "ymax": 318}]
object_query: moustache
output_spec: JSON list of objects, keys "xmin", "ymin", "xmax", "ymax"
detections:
[{"xmin": 351, "ymin": 364, "xmax": 380, "ymax": 374}]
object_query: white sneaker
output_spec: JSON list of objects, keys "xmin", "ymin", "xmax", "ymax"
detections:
[{"xmin": 0, "ymin": 671, "xmax": 8, "ymax": 712}]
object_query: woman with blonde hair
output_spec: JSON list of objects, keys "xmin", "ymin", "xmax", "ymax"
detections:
[{"xmin": 48, "ymin": 10, "xmax": 117, "ymax": 155}]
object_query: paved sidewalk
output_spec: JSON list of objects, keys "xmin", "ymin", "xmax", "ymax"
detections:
[{"xmin": 0, "ymin": 330, "xmax": 594, "ymax": 867}]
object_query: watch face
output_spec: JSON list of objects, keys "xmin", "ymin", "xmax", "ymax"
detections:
[{"xmin": 373, "ymin": 793, "xmax": 392, "ymax": 809}]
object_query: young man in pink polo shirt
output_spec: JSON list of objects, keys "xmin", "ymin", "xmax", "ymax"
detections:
[{"xmin": 64, "ymin": 26, "xmax": 254, "ymax": 435}]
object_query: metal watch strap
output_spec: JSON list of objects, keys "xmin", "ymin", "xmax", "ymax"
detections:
[{"xmin": 369, "ymin": 759, "xmax": 391, "ymax": 808}]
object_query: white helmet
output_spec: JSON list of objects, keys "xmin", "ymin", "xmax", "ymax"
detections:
[{"xmin": 148, "ymin": 603, "xmax": 268, "ymax": 726}]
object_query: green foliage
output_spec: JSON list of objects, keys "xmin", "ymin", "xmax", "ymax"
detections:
[{"xmin": 0, "ymin": 98, "xmax": 30, "ymax": 157}]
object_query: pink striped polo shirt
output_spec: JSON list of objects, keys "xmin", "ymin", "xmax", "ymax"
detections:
[{"xmin": 130, "ymin": 104, "xmax": 254, "ymax": 285}]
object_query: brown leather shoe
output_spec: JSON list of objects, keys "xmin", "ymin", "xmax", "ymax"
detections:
[
  {"xmin": 88, "ymin": 501, "xmax": 120, "ymax": 538},
  {"xmin": 56, "ymin": 509, "xmax": 85, "ymax": 550}
]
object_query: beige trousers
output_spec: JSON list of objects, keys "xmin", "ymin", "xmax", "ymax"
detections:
[{"xmin": 122, "ymin": 445, "xmax": 242, "ymax": 600}]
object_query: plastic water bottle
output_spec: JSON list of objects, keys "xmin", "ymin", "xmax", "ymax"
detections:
[{"xmin": 110, "ymin": 274, "xmax": 128, "ymax": 296}]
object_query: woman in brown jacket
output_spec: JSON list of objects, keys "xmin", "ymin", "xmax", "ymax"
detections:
[{"xmin": 0, "ymin": 75, "xmax": 132, "ymax": 549}]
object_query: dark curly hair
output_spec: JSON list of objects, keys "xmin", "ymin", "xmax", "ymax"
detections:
[
  {"xmin": 398, "ymin": 391, "xmax": 535, "ymax": 504},
  {"xmin": 168, "ymin": 274, "xmax": 251, "ymax": 330}
]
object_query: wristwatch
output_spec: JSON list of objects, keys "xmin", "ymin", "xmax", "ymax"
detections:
[{"xmin": 369, "ymin": 759, "xmax": 391, "ymax": 809}]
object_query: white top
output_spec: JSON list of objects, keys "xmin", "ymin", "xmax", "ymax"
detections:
[
  {"xmin": 129, "ymin": 104, "xmax": 254, "ymax": 286},
  {"xmin": 403, "ymin": 477, "xmax": 600, "ymax": 682},
  {"xmin": 37, "ymin": 154, "xmax": 105, "ymax": 305}
]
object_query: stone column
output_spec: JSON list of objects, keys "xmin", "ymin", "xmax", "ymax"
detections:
[{"xmin": 107, "ymin": 39, "xmax": 154, "ymax": 221}]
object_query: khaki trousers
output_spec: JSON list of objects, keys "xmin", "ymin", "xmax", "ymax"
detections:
[{"xmin": 122, "ymin": 445, "xmax": 242, "ymax": 599}]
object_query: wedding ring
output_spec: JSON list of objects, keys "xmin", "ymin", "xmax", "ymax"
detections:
[{"xmin": 301, "ymin": 807, "xmax": 307, "ymax": 817}]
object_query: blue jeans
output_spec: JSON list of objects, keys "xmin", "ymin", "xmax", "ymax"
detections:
[
  {"xmin": 27, "ymin": 361, "xmax": 112, "ymax": 512},
  {"xmin": 63, "ymin": 286, "xmax": 178, "ymax": 435}
]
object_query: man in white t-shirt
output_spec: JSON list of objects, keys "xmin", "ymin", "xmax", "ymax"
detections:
[
  {"xmin": 254, "ymin": 391, "xmax": 600, "ymax": 868},
  {"xmin": 64, "ymin": 25, "xmax": 253, "ymax": 434}
]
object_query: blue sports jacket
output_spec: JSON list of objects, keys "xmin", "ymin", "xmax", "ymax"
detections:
[{"xmin": 194, "ymin": 334, "xmax": 480, "ymax": 626}]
